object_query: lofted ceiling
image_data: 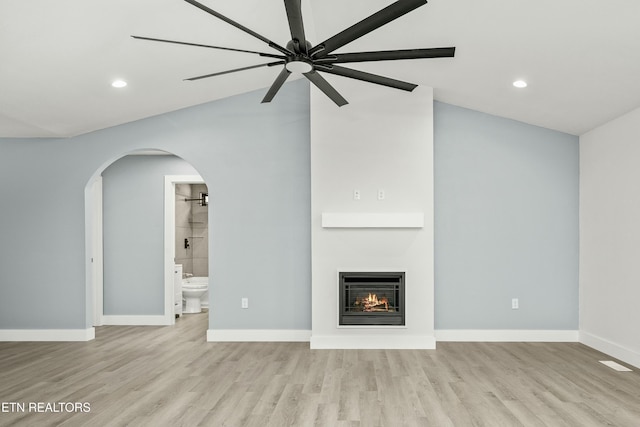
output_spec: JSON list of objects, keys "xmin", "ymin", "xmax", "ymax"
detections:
[{"xmin": 1, "ymin": 0, "xmax": 639, "ymax": 138}]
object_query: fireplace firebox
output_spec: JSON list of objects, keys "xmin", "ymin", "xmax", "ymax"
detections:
[{"xmin": 339, "ymin": 272, "xmax": 405, "ymax": 326}]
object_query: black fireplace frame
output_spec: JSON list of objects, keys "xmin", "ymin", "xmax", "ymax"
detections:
[{"xmin": 339, "ymin": 272, "xmax": 405, "ymax": 326}]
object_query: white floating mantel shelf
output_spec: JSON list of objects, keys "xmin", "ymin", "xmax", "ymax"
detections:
[{"xmin": 321, "ymin": 212, "xmax": 424, "ymax": 229}]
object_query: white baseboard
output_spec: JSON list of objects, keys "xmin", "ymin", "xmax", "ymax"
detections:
[
  {"xmin": 102, "ymin": 315, "xmax": 171, "ymax": 326},
  {"xmin": 579, "ymin": 331, "xmax": 640, "ymax": 370},
  {"xmin": 435, "ymin": 329, "xmax": 579, "ymax": 342},
  {"xmin": 310, "ymin": 334, "xmax": 436, "ymax": 349},
  {"xmin": 207, "ymin": 329, "xmax": 311, "ymax": 342},
  {"xmin": 0, "ymin": 328, "xmax": 95, "ymax": 342}
]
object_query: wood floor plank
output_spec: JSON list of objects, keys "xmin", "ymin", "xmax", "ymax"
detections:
[{"xmin": 2, "ymin": 314, "xmax": 640, "ymax": 426}]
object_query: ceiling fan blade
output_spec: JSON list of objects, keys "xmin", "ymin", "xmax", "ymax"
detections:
[
  {"xmin": 314, "ymin": 47, "xmax": 456, "ymax": 64},
  {"xmin": 309, "ymin": 0, "xmax": 427, "ymax": 58},
  {"xmin": 131, "ymin": 35, "xmax": 286, "ymax": 59},
  {"xmin": 262, "ymin": 67, "xmax": 292, "ymax": 103},
  {"xmin": 304, "ymin": 71, "xmax": 348, "ymax": 106},
  {"xmin": 315, "ymin": 64, "xmax": 417, "ymax": 92},
  {"xmin": 284, "ymin": 0, "xmax": 307, "ymax": 54},
  {"xmin": 183, "ymin": 0, "xmax": 292, "ymax": 56},
  {"xmin": 185, "ymin": 61, "xmax": 284, "ymax": 81}
]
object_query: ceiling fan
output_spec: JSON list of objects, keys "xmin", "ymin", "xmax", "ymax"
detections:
[{"xmin": 132, "ymin": 0, "xmax": 455, "ymax": 106}]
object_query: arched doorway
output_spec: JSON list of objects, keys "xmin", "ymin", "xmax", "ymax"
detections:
[{"xmin": 85, "ymin": 150, "xmax": 209, "ymax": 337}]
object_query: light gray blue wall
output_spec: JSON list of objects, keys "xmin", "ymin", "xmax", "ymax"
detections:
[
  {"xmin": 0, "ymin": 86, "xmax": 579, "ymax": 333},
  {"xmin": 0, "ymin": 79, "xmax": 311, "ymax": 331},
  {"xmin": 0, "ymin": 138, "xmax": 89, "ymax": 329},
  {"xmin": 102, "ymin": 155, "xmax": 198, "ymax": 315},
  {"xmin": 434, "ymin": 102, "xmax": 579, "ymax": 329}
]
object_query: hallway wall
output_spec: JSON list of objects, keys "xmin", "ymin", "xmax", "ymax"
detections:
[{"xmin": 102, "ymin": 155, "xmax": 198, "ymax": 315}]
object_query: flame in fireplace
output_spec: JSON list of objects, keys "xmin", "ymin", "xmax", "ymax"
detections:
[{"xmin": 359, "ymin": 293, "xmax": 389, "ymax": 311}]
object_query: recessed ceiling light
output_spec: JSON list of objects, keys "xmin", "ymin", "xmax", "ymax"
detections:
[
  {"xmin": 111, "ymin": 79, "xmax": 127, "ymax": 88},
  {"xmin": 513, "ymin": 80, "xmax": 527, "ymax": 88}
]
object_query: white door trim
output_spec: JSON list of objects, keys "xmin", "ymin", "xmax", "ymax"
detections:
[{"xmin": 85, "ymin": 176, "xmax": 103, "ymax": 328}]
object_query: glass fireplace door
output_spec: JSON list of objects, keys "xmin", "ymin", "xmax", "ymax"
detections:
[{"xmin": 339, "ymin": 272, "xmax": 405, "ymax": 326}]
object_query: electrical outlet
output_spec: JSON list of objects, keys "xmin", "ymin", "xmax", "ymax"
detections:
[
  {"xmin": 241, "ymin": 298, "xmax": 249, "ymax": 309},
  {"xmin": 512, "ymin": 298, "xmax": 519, "ymax": 309},
  {"xmin": 377, "ymin": 189, "xmax": 385, "ymax": 200},
  {"xmin": 353, "ymin": 189, "xmax": 361, "ymax": 201}
]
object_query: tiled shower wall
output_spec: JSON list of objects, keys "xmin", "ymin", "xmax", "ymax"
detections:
[{"xmin": 175, "ymin": 184, "xmax": 209, "ymax": 277}]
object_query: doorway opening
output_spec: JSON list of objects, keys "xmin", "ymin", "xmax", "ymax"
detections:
[{"xmin": 165, "ymin": 176, "xmax": 208, "ymax": 321}]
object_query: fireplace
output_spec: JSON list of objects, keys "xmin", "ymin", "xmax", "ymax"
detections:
[{"xmin": 339, "ymin": 272, "xmax": 405, "ymax": 326}]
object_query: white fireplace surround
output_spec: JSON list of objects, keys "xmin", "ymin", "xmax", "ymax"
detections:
[
  {"xmin": 310, "ymin": 84, "xmax": 435, "ymax": 349},
  {"xmin": 310, "ymin": 265, "xmax": 434, "ymax": 349}
]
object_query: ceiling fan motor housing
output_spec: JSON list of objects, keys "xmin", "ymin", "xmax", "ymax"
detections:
[{"xmin": 284, "ymin": 40, "xmax": 314, "ymax": 73}]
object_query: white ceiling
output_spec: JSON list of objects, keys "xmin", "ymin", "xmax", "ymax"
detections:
[{"xmin": 2, "ymin": 0, "xmax": 639, "ymax": 138}]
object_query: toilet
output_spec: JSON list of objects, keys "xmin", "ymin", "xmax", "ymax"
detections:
[{"xmin": 182, "ymin": 277, "xmax": 208, "ymax": 313}]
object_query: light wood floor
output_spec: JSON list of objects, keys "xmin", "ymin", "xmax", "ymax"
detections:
[{"xmin": 1, "ymin": 313, "xmax": 639, "ymax": 426}]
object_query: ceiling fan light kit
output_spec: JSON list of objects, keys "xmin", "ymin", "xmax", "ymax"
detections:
[
  {"xmin": 285, "ymin": 60, "xmax": 313, "ymax": 74},
  {"xmin": 133, "ymin": 0, "xmax": 455, "ymax": 106}
]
